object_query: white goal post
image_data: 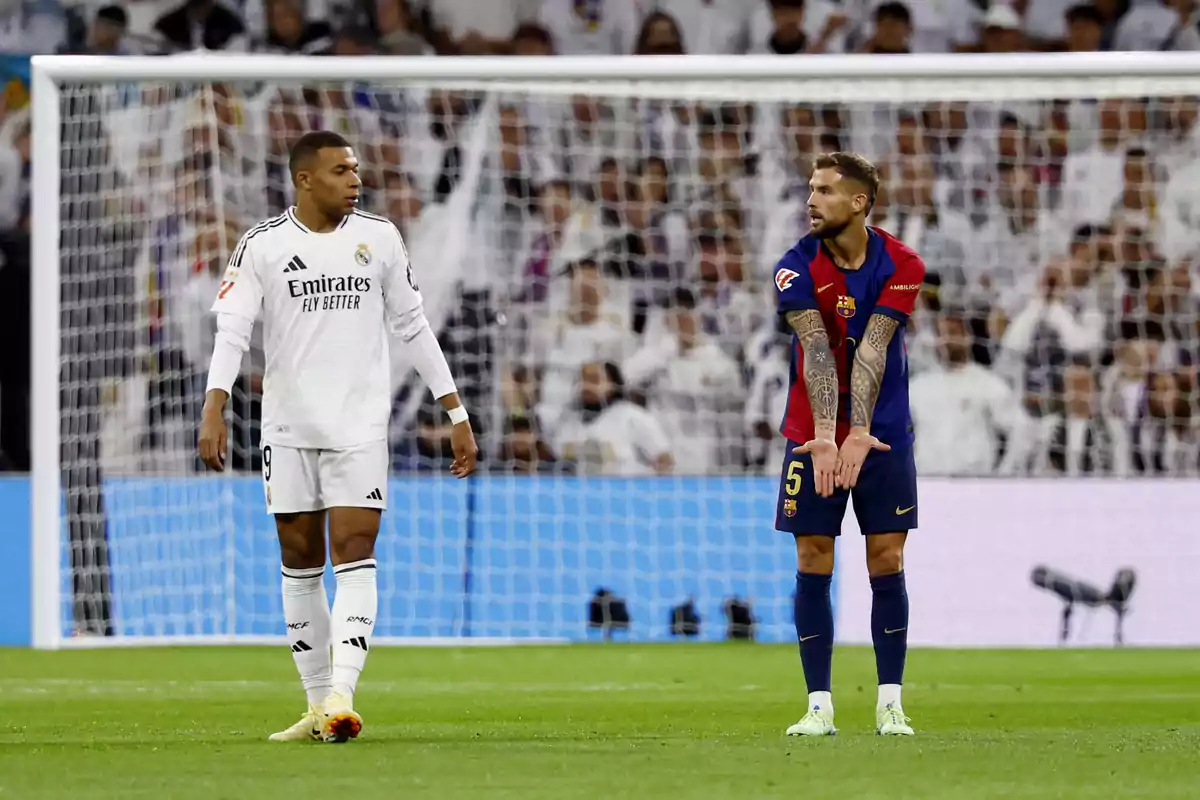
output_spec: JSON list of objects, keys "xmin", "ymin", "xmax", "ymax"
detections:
[{"xmin": 28, "ymin": 52, "xmax": 1200, "ymax": 650}]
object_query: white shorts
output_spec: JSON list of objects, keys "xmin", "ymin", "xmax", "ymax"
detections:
[{"xmin": 262, "ymin": 440, "xmax": 389, "ymax": 514}]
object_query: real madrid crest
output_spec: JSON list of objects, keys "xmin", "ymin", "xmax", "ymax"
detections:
[
  {"xmin": 836, "ymin": 295, "xmax": 856, "ymax": 319},
  {"xmin": 355, "ymin": 243, "xmax": 371, "ymax": 267}
]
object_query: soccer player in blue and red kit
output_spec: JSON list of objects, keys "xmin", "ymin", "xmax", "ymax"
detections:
[{"xmin": 773, "ymin": 152, "xmax": 924, "ymax": 737}]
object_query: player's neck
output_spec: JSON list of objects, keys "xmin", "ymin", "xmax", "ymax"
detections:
[
  {"xmin": 293, "ymin": 202, "xmax": 344, "ymax": 234},
  {"xmin": 825, "ymin": 223, "xmax": 870, "ymax": 271}
]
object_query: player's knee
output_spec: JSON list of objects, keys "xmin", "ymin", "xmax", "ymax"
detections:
[
  {"xmin": 276, "ymin": 514, "xmax": 326, "ymax": 569},
  {"xmin": 794, "ymin": 535, "xmax": 835, "ymax": 574},
  {"xmin": 865, "ymin": 537, "xmax": 905, "ymax": 576},
  {"xmin": 330, "ymin": 533, "xmax": 376, "ymax": 564},
  {"xmin": 328, "ymin": 508, "xmax": 381, "ymax": 564}
]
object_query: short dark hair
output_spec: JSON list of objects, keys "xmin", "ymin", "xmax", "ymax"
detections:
[
  {"xmin": 1065, "ymin": 3, "xmax": 1102, "ymax": 26},
  {"xmin": 96, "ymin": 4, "xmax": 128, "ymax": 27},
  {"xmin": 817, "ymin": 132, "xmax": 841, "ymax": 152},
  {"xmin": 998, "ymin": 111, "xmax": 1024, "ymax": 129},
  {"xmin": 288, "ymin": 130, "xmax": 352, "ymax": 179},
  {"xmin": 812, "ymin": 151, "xmax": 880, "ymax": 210},
  {"xmin": 1119, "ymin": 317, "xmax": 1166, "ymax": 343},
  {"xmin": 507, "ymin": 415, "xmax": 535, "ymax": 434},
  {"xmin": 1071, "ymin": 224, "xmax": 1098, "ymax": 244},
  {"xmin": 512, "ymin": 23, "xmax": 554, "ymax": 49},
  {"xmin": 635, "ymin": 11, "xmax": 685, "ymax": 55},
  {"xmin": 696, "ymin": 231, "xmax": 721, "ymax": 251},
  {"xmin": 697, "ymin": 106, "xmax": 744, "ymax": 140},
  {"xmin": 875, "ymin": 1, "xmax": 911, "ymax": 26},
  {"xmin": 669, "ymin": 286, "xmax": 698, "ymax": 310}
]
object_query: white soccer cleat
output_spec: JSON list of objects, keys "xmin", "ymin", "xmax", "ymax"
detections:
[
  {"xmin": 786, "ymin": 706, "xmax": 837, "ymax": 736},
  {"xmin": 876, "ymin": 703, "xmax": 914, "ymax": 736},
  {"xmin": 322, "ymin": 691, "xmax": 363, "ymax": 743},
  {"xmin": 268, "ymin": 707, "xmax": 322, "ymax": 742}
]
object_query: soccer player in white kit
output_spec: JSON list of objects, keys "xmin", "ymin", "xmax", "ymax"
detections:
[{"xmin": 197, "ymin": 131, "xmax": 478, "ymax": 743}]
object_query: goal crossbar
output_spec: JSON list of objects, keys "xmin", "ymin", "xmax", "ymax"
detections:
[{"xmin": 30, "ymin": 52, "xmax": 1200, "ymax": 103}]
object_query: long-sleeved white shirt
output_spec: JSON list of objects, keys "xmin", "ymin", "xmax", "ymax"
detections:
[
  {"xmin": 910, "ymin": 362, "xmax": 1032, "ymax": 476},
  {"xmin": 207, "ymin": 207, "xmax": 455, "ymax": 449},
  {"xmin": 624, "ymin": 334, "xmax": 743, "ymax": 474}
]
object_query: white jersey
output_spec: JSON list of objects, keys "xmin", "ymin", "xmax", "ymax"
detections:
[{"xmin": 212, "ymin": 207, "xmax": 422, "ymax": 449}]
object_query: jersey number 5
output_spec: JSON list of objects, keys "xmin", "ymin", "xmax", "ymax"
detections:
[{"xmin": 785, "ymin": 461, "xmax": 804, "ymax": 496}]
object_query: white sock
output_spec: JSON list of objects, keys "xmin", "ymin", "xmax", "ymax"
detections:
[
  {"xmin": 808, "ymin": 690, "xmax": 833, "ymax": 715},
  {"xmin": 330, "ymin": 558, "xmax": 378, "ymax": 700},
  {"xmin": 878, "ymin": 683, "xmax": 902, "ymax": 710},
  {"xmin": 281, "ymin": 565, "xmax": 332, "ymax": 708}
]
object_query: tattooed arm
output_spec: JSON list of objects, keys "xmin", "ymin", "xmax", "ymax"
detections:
[
  {"xmin": 786, "ymin": 309, "xmax": 838, "ymax": 440},
  {"xmin": 833, "ymin": 312, "xmax": 900, "ymax": 490},
  {"xmin": 849, "ymin": 313, "xmax": 901, "ymax": 430},
  {"xmin": 786, "ymin": 308, "xmax": 840, "ymax": 497}
]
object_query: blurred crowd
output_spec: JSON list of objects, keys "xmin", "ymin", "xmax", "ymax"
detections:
[{"xmin": 3, "ymin": 0, "xmax": 1200, "ymax": 478}]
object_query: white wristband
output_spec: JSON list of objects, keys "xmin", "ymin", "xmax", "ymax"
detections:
[{"xmin": 447, "ymin": 405, "xmax": 469, "ymax": 426}]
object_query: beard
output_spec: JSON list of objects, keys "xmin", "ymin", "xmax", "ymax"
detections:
[{"xmin": 811, "ymin": 217, "xmax": 851, "ymax": 240}]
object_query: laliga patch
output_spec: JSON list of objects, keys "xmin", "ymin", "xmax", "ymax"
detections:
[{"xmin": 775, "ymin": 268, "xmax": 800, "ymax": 292}]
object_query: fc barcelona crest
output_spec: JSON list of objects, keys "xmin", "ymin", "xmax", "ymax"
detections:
[
  {"xmin": 355, "ymin": 243, "xmax": 371, "ymax": 267},
  {"xmin": 836, "ymin": 295, "xmax": 856, "ymax": 319},
  {"xmin": 783, "ymin": 498, "xmax": 797, "ymax": 518}
]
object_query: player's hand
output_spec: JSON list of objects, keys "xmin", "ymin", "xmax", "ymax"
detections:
[
  {"xmin": 449, "ymin": 422, "xmax": 478, "ymax": 479},
  {"xmin": 197, "ymin": 406, "xmax": 228, "ymax": 472},
  {"xmin": 835, "ymin": 428, "xmax": 891, "ymax": 490},
  {"xmin": 793, "ymin": 438, "xmax": 838, "ymax": 498}
]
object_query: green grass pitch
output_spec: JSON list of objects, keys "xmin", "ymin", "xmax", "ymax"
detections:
[{"xmin": 1, "ymin": 644, "xmax": 1197, "ymax": 799}]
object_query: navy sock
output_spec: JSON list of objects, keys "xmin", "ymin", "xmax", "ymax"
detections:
[
  {"xmin": 870, "ymin": 570, "xmax": 909, "ymax": 686},
  {"xmin": 794, "ymin": 571, "xmax": 834, "ymax": 694}
]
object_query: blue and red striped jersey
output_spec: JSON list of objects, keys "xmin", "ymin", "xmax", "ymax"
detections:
[{"xmin": 773, "ymin": 226, "xmax": 925, "ymax": 448}]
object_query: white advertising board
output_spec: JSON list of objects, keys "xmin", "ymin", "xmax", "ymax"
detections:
[{"xmin": 834, "ymin": 479, "xmax": 1200, "ymax": 647}]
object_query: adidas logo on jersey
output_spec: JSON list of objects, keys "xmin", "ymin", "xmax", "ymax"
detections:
[
  {"xmin": 284, "ymin": 255, "xmax": 308, "ymax": 272},
  {"xmin": 366, "ymin": 488, "xmax": 383, "ymax": 501}
]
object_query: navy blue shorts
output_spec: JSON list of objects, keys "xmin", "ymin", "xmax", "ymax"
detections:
[{"xmin": 774, "ymin": 439, "xmax": 918, "ymax": 537}]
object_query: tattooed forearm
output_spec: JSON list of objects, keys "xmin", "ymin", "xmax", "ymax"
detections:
[
  {"xmin": 786, "ymin": 309, "xmax": 838, "ymax": 437},
  {"xmin": 849, "ymin": 314, "xmax": 900, "ymax": 429}
]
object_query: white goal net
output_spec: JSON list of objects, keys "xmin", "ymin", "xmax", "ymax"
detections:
[{"xmin": 35, "ymin": 55, "xmax": 1200, "ymax": 647}]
